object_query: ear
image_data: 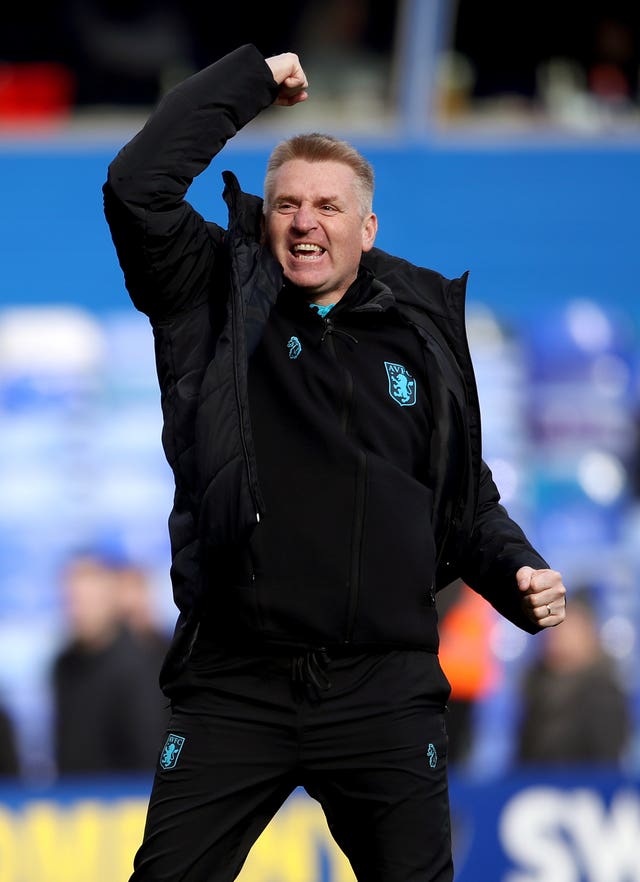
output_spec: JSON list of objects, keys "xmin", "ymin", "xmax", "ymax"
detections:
[{"xmin": 361, "ymin": 213, "xmax": 378, "ymax": 253}]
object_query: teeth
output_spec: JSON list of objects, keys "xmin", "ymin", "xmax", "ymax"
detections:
[{"xmin": 293, "ymin": 244, "xmax": 323, "ymax": 253}]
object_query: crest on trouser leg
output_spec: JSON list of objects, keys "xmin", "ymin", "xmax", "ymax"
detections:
[{"xmin": 160, "ymin": 734, "xmax": 185, "ymax": 770}]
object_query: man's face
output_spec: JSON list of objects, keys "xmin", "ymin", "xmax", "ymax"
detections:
[{"xmin": 264, "ymin": 159, "xmax": 377, "ymax": 304}]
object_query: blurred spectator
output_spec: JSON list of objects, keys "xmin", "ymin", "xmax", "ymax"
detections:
[
  {"xmin": 437, "ymin": 582, "xmax": 500, "ymax": 765},
  {"xmin": 51, "ymin": 551, "xmax": 168, "ymax": 775},
  {"xmin": 1, "ymin": 2, "xmax": 395, "ymax": 112},
  {"xmin": 515, "ymin": 587, "xmax": 631, "ymax": 766},
  {"xmin": 110, "ymin": 557, "xmax": 171, "ymax": 696},
  {"xmin": 291, "ymin": 0, "xmax": 395, "ymax": 108},
  {"xmin": 452, "ymin": 0, "xmax": 640, "ymax": 119},
  {"xmin": 587, "ymin": 14, "xmax": 638, "ymax": 110},
  {"xmin": 0, "ymin": 703, "xmax": 19, "ymax": 777}
]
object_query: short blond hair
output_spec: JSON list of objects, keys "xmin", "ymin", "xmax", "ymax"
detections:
[{"xmin": 263, "ymin": 133, "xmax": 375, "ymax": 218}]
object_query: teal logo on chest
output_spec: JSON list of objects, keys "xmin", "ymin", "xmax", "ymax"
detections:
[
  {"xmin": 384, "ymin": 361, "xmax": 416, "ymax": 406},
  {"xmin": 287, "ymin": 336, "xmax": 302, "ymax": 359}
]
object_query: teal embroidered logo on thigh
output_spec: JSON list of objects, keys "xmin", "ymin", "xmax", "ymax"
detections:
[
  {"xmin": 427, "ymin": 743, "xmax": 438, "ymax": 769},
  {"xmin": 160, "ymin": 734, "xmax": 185, "ymax": 770}
]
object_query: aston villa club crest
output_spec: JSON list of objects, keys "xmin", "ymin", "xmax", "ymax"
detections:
[
  {"xmin": 384, "ymin": 361, "xmax": 417, "ymax": 407},
  {"xmin": 160, "ymin": 734, "xmax": 185, "ymax": 770},
  {"xmin": 287, "ymin": 335, "xmax": 302, "ymax": 359}
]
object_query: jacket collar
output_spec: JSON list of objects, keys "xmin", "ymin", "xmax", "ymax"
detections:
[
  {"xmin": 222, "ymin": 170, "xmax": 265, "ymax": 241},
  {"xmin": 278, "ymin": 265, "xmax": 396, "ymax": 319}
]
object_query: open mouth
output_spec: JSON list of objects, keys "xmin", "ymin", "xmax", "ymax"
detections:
[{"xmin": 290, "ymin": 243, "xmax": 325, "ymax": 260}]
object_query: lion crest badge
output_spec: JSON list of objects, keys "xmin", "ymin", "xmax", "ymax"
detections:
[
  {"xmin": 384, "ymin": 361, "xmax": 417, "ymax": 407},
  {"xmin": 160, "ymin": 734, "xmax": 185, "ymax": 770}
]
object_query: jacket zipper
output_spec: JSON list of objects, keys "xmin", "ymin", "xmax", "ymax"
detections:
[{"xmin": 322, "ymin": 318, "xmax": 367, "ymax": 642}]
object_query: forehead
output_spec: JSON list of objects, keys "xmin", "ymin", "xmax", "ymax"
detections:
[{"xmin": 270, "ymin": 158, "xmax": 358, "ymax": 200}]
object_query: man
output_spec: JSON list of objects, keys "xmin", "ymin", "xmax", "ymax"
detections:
[
  {"xmin": 516, "ymin": 587, "xmax": 629, "ymax": 765},
  {"xmin": 103, "ymin": 45, "xmax": 566, "ymax": 882},
  {"xmin": 52, "ymin": 552, "xmax": 168, "ymax": 774}
]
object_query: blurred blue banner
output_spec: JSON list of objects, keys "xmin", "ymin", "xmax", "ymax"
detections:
[
  {"xmin": 1, "ymin": 143, "xmax": 639, "ymax": 322},
  {"xmin": 0, "ymin": 771, "xmax": 637, "ymax": 881}
]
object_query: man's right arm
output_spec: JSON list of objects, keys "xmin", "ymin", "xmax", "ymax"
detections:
[{"xmin": 102, "ymin": 45, "xmax": 305, "ymax": 320}]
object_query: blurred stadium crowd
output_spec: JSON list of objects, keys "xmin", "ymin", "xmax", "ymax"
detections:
[
  {"xmin": 1, "ymin": 1, "xmax": 639, "ymax": 131},
  {"xmin": 0, "ymin": 0, "xmax": 639, "ymax": 789}
]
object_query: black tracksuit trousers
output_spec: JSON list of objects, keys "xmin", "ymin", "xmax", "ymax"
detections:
[{"xmin": 130, "ymin": 649, "xmax": 453, "ymax": 882}]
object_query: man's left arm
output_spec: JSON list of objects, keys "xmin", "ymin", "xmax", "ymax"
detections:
[{"xmin": 459, "ymin": 460, "xmax": 566, "ymax": 633}]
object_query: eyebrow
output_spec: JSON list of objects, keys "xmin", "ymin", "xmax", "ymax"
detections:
[{"xmin": 274, "ymin": 193, "xmax": 344, "ymax": 206}]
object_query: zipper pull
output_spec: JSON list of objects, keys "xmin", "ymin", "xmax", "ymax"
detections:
[
  {"xmin": 321, "ymin": 318, "xmax": 333, "ymax": 343},
  {"xmin": 321, "ymin": 318, "xmax": 359, "ymax": 345}
]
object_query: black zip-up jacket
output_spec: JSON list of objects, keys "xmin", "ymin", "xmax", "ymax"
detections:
[
  {"xmin": 218, "ymin": 270, "xmax": 440, "ymax": 652},
  {"xmin": 103, "ymin": 45, "xmax": 547, "ymax": 688}
]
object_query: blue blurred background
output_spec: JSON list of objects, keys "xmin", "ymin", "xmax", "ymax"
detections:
[{"xmin": 1, "ymin": 2, "xmax": 639, "ymax": 879}]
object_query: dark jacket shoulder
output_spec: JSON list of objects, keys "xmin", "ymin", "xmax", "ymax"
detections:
[{"xmin": 362, "ymin": 247, "xmax": 467, "ymax": 318}]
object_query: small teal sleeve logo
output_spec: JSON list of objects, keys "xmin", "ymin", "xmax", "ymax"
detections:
[
  {"xmin": 384, "ymin": 361, "xmax": 417, "ymax": 406},
  {"xmin": 427, "ymin": 743, "xmax": 438, "ymax": 768},
  {"xmin": 287, "ymin": 336, "xmax": 302, "ymax": 359},
  {"xmin": 160, "ymin": 734, "xmax": 185, "ymax": 770}
]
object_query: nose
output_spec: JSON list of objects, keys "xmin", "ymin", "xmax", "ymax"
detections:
[{"xmin": 292, "ymin": 203, "xmax": 317, "ymax": 232}]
